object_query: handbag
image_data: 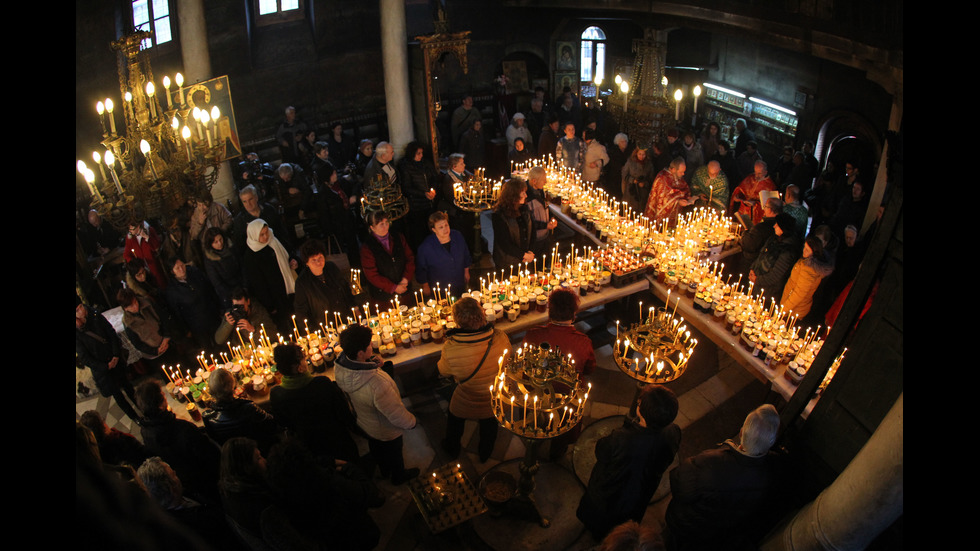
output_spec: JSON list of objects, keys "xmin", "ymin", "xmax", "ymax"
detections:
[
  {"xmin": 437, "ymin": 333, "xmax": 496, "ymax": 391},
  {"xmin": 325, "ymin": 233, "xmax": 350, "ymax": 274}
]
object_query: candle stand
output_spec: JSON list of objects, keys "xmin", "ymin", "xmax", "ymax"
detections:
[
  {"xmin": 453, "ymin": 168, "xmax": 500, "ymax": 258},
  {"xmin": 360, "ymin": 174, "xmax": 409, "ymax": 221},
  {"xmin": 488, "ymin": 342, "xmax": 592, "ymax": 527},
  {"xmin": 407, "ymin": 462, "xmax": 488, "ymax": 534},
  {"xmin": 613, "ymin": 303, "xmax": 698, "ymax": 419}
]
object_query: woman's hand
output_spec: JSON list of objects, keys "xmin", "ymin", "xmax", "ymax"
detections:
[{"xmin": 522, "ymin": 252, "xmax": 535, "ymax": 264}]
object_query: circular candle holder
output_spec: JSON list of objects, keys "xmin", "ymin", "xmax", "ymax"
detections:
[
  {"xmin": 360, "ymin": 185, "xmax": 409, "ymax": 221},
  {"xmin": 613, "ymin": 308, "xmax": 699, "ymax": 385},
  {"xmin": 452, "ymin": 169, "xmax": 500, "ymax": 257},
  {"xmin": 488, "ymin": 342, "xmax": 592, "ymax": 528},
  {"xmin": 491, "ymin": 342, "xmax": 591, "ymax": 439},
  {"xmin": 452, "ymin": 168, "xmax": 501, "ymax": 212}
]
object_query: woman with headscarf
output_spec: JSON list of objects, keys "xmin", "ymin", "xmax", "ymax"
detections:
[{"xmin": 242, "ymin": 219, "xmax": 298, "ymax": 327}]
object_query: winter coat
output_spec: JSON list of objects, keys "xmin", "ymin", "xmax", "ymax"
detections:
[
  {"xmin": 334, "ymin": 355, "xmax": 417, "ymax": 442},
  {"xmin": 437, "ymin": 326, "xmax": 509, "ymax": 419},
  {"xmin": 203, "ymin": 398, "xmax": 281, "ymax": 454},
  {"xmin": 780, "ymin": 256, "xmax": 834, "ymax": 317},
  {"xmin": 269, "ymin": 374, "xmax": 360, "ymax": 462}
]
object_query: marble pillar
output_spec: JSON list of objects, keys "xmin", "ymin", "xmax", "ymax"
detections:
[
  {"xmin": 178, "ymin": 0, "xmax": 236, "ymax": 207},
  {"xmin": 380, "ymin": 0, "xmax": 415, "ymax": 159}
]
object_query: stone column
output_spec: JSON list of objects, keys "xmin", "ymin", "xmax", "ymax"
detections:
[
  {"xmin": 380, "ymin": 0, "xmax": 414, "ymax": 159},
  {"xmin": 177, "ymin": 0, "xmax": 236, "ymax": 207},
  {"xmin": 761, "ymin": 393, "xmax": 903, "ymax": 550}
]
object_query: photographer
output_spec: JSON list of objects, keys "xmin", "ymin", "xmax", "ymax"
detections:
[
  {"xmin": 237, "ymin": 152, "xmax": 276, "ymax": 202},
  {"xmin": 214, "ymin": 287, "xmax": 278, "ymax": 347}
]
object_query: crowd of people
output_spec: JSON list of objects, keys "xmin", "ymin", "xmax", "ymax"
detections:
[{"xmin": 77, "ymin": 98, "xmax": 883, "ymax": 550}]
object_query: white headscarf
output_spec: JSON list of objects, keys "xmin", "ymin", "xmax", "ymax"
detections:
[{"xmin": 246, "ymin": 219, "xmax": 297, "ymax": 295}]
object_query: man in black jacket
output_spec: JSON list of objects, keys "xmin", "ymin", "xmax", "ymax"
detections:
[
  {"xmin": 665, "ymin": 404, "xmax": 789, "ymax": 551},
  {"xmin": 577, "ymin": 385, "xmax": 681, "ymax": 539},
  {"xmin": 76, "ymin": 298, "xmax": 143, "ymax": 424}
]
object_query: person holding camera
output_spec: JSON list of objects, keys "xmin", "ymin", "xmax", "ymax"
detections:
[{"xmin": 214, "ymin": 287, "xmax": 278, "ymax": 348}]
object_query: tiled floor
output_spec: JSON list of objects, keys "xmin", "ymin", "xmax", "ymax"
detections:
[{"xmin": 77, "ymin": 315, "xmax": 771, "ymax": 550}]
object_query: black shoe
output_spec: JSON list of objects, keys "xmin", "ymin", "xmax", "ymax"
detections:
[{"xmin": 391, "ymin": 467, "xmax": 420, "ymax": 485}]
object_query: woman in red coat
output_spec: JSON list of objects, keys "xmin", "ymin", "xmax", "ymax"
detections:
[{"xmin": 123, "ymin": 220, "xmax": 167, "ymax": 290}]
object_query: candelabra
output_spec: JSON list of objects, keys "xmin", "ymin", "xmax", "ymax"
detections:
[
  {"xmin": 489, "ymin": 342, "xmax": 592, "ymax": 527},
  {"xmin": 349, "ymin": 268, "xmax": 363, "ymax": 296},
  {"xmin": 452, "ymin": 167, "xmax": 500, "ymax": 257},
  {"xmin": 79, "ymin": 31, "xmax": 224, "ymax": 231},
  {"xmin": 360, "ymin": 173, "xmax": 409, "ymax": 221},
  {"xmin": 614, "ymin": 299, "xmax": 698, "ymax": 385}
]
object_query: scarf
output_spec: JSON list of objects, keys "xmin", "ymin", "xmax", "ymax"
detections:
[
  {"xmin": 246, "ymin": 219, "xmax": 297, "ymax": 295},
  {"xmin": 279, "ymin": 372, "xmax": 314, "ymax": 390}
]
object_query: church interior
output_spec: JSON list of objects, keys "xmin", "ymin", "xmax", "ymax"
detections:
[{"xmin": 75, "ymin": 1, "xmax": 903, "ymax": 549}]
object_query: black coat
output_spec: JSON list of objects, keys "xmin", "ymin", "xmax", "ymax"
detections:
[
  {"xmin": 140, "ymin": 409, "xmax": 222, "ymax": 504},
  {"xmin": 203, "ymin": 244, "xmax": 244, "ymax": 309},
  {"xmin": 75, "ymin": 309, "xmax": 124, "ymax": 397},
  {"xmin": 269, "ymin": 376, "xmax": 360, "ymax": 463},
  {"xmin": 666, "ymin": 445, "xmax": 789, "ymax": 551},
  {"xmin": 577, "ymin": 422, "xmax": 681, "ymax": 538},
  {"xmin": 491, "ymin": 207, "xmax": 533, "ymax": 269},
  {"xmin": 293, "ymin": 263, "xmax": 356, "ymax": 325},
  {"xmin": 398, "ymin": 158, "xmax": 439, "ymax": 210},
  {"xmin": 242, "ymin": 245, "xmax": 292, "ymax": 317},
  {"xmin": 166, "ymin": 265, "xmax": 221, "ymax": 349},
  {"xmin": 202, "ymin": 398, "xmax": 281, "ymax": 454}
]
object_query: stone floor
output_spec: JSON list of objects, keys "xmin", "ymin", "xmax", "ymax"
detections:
[{"xmin": 77, "ymin": 302, "xmax": 774, "ymax": 550}]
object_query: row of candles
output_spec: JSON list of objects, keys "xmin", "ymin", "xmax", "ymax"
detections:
[
  {"xmin": 514, "ymin": 157, "xmax": 838, "ymax": 378},
  {"xmin": 511, "ymin": 157, "xmax": 740, "ymax": 256}
]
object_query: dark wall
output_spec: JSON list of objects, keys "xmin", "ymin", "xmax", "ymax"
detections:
[{"xmin": 76, "ymin": 0, "xmax": 896, "ymax": 170}]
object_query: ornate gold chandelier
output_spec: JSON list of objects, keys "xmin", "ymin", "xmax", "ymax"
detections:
[{"xmin": 77, "ymin": 31, "xmax": 223, "ymax": 230}]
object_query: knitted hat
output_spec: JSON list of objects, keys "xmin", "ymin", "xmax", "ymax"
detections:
[{"xmin": 774, "ymin": 212, "xmax": 796, "ymax": 235}]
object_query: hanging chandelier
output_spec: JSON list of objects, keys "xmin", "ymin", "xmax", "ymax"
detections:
[{"xmin": 77, "ymin": 31, "xmax": 223, "ymax": 230}]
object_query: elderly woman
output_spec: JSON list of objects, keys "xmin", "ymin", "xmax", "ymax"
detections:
[
  {"xmin": 203, "ymin": 368, "xmax": 280, "ymax": 454},
  {"xmin": 603, "ymin": 132, "xmax": 632, "ymax": 198},
  {"xmin": 242, "ymin": 219, "xmax": 298, "ymax": 326},
  {"xmin": 437, "ymin": 297, "xmax": 510, "ymax": 461},
  {"xmin": 415, "ymin": 211, "xmax": 471, "ymax": 299},
  {"xmin": 491, "ymin": 178, "xmax": 535, "ymax": 270},
  {"xmin": 360, "ymin": 210, "xmax": 415, "ymax": 305},
  {"xmin": 505, "ymin": 112, "xmax": 534, "ymax": 150}
]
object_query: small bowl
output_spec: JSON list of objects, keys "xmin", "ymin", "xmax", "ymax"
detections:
[{"xmin": 480, "ymin": 471, "xmax": 517, "ymax": 504}]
